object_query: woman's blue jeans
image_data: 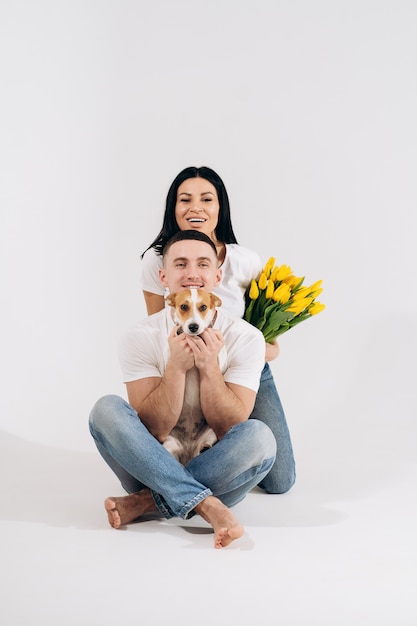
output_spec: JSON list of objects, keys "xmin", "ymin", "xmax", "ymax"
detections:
[
  {"xmin": 249, "ymin": 363, "xmax": 296, "ymax": 493},
  {"xmin": 89, "ymin": 395, "xmax": 277, "ymax": 520}
]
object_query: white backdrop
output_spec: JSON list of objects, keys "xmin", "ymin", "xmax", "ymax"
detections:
[{"xmin": 1, "ymin": 0, "xmax": 416, "ymax": 469}]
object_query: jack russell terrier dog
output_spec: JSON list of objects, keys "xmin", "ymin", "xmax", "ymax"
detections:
[{"xmin": 163, "ymin": 288, "xmax": 224, "ymax": 465}]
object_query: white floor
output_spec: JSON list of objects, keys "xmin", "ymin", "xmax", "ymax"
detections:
[{"xmin": 1, "ymin": 414, "xmax": 416, "ymax": 626}]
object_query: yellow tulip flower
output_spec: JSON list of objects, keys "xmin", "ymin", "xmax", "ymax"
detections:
[
  {"xmin": 270, "ymin": 266, "xmax": 280, "ymax": 282},
  {"xmin": 275, "ymin": 264, "xmax": 293, "ymax": 281},
  {"xmin": 273, "ymin": 283, "xmax": 291, "ymax": 304},
  {"xmin": 292, "ymin": 287, "xmax": 312, "ymax": 300},
  {"xmin": 311, "ymin": 287, "xmax": 323, "ymax": 297},
  {"xmin": 282, "ymin": 275, "xmax": 304, "ymax": 289},
  {"xmin": 309, "ymin": 280, "xmax": 323, "ymax": 292},
  {"xmin": 266, "ymin": 279, "xmax": 275, "ymax": 299},
  {"xmin": 309, "ymin": 302, "xmax": 326, "ymax": 315},
  {"xmin": 258, "ymin": 272, "xmax": 268, "ymax": 290},
  {"xmin": 263, "ymin": 257, "xmax": 276, "ymax": 277},
  {"xmin": 249, "ymin": 279, "xmax": 259, "ymax": 299},
  {"xmin": 286, "ymin": 297, "xmax": 313, "ymax": 314}
]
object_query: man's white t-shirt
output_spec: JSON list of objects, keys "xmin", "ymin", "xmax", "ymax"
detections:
[
  {"xmin": 141, "ymin": 244, "xmax": 262, "ymax": 319},
  {"xmin": 119, "ymin": 307, "xmax": 265, "ymax": 393}
]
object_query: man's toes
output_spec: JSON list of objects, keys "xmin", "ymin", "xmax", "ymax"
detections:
[
  {"xmin": 214, "ymin": 528, "xmax": 229, "ymax": 549},
  {"xmin": 104, "ymin": 498, "xmax": 116, "ymax": 512},
  {"xmin": 104, "ymin": 498, "xmax": 122, "ymax": 528}
]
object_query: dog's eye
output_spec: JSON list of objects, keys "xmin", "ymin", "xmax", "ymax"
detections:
[
  {"xmin": 180, "ymin": 304, "xmax": 189, "ymax": 311},
  {"xmin": 199, "ymin": 305, "xmax": 207, "ymax": 312}
]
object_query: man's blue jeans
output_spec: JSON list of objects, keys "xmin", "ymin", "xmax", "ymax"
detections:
[
  {"xmin": 89, "ymin": 395, "xmax": 277, "ymax": 520},
  {"xmin": 250, "ymin": 363, "xmax": 296, "ymax": 494}
]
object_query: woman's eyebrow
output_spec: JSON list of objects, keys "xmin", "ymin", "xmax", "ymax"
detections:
[{"xmin": 178, "ymin": 191, "xmax": 214, "ymax": 197}]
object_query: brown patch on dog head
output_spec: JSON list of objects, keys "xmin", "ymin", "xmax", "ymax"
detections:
[{"xmin": 165, "ymin": 290, "xmax": 221, "ymax": 310}]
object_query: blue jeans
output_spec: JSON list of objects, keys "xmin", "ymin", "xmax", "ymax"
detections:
[
  {"xmin": 89, "ymin": 395, "xmax": 277, "ymax": 519},
  {"xmin": 249, "ymin": 363, "xmax": 296, "ymax": 493}
]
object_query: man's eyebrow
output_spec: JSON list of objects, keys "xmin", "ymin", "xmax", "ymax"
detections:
[{"xmin": 172, "ymin": 256, "xmax": 213, "ymax": 263}]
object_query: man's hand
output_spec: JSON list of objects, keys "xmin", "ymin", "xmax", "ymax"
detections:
[
  {"xmin": 167, "ymin": 326, "xmax": 196, "ymax": 373},
  {"xmin": 186, "ymin": 327, "xmax": 256, "ymax": 439},
  {"xmin": 185, "ymin": 328, "xmax": 225, "ymax": 372}
]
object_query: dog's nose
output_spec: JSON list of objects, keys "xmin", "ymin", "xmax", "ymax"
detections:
[{"xmin": 188, "ymin": 323, "xmax": 199, "ymax": 334}]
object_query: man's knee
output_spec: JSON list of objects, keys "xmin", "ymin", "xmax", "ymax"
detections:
[
  {"xmin": 254, "ymin": 419, "xmax": 277, "ymax": 453},
  {"xmin": 89, "ymin": 394, "xmax": 126, "ymax": 431},
  {"xmin": 259, "ymin": 466, "xmax": 296, "ymax": 494},
  {"xmin": 243, "ymin": 419, "xmax": 277, "ymax": 463}
]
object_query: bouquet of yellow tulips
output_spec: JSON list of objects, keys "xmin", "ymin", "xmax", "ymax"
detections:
[{"xmin": 244, "ymin": 257, "xmax": 325, "ymax": 343}]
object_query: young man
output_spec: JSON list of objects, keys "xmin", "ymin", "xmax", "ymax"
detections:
[{"xmin": 89, "ymin": 230, "xmax": 276, "ymax": 549}]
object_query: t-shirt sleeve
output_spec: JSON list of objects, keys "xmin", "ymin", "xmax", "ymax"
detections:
[
  {"xmin": 140, "ymin": 248, "xmax": 165, "ymax": 295},
  {"xmin": 223, "ymin": 322, "xmax": 265, "ymax": 392},
  {"xmin": 118, "ymin": 327, "xmax": 163, "ymax": 383},
  {"xmin": 246, "ymin": 248, "xmax": 263, "ymax": 283}
]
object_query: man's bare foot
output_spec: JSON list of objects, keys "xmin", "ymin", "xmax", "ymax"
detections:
[
  {"xmin": 194, "ymin": 496, "xmax": 244, "ymax": 549},
  {"xmin": 104, "ymin": 489, "xmax": 156, "ymax": 529}
]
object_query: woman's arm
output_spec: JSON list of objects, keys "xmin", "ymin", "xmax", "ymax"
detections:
[
  {"xmin": 143, "ymin": 291, "xmax": 165, "ymax": 315},
  {"xmin": 265, "ymin": 340, "xmax": 280, "ymax": 362}
]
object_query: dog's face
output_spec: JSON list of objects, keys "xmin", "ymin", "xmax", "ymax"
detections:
[{"xmin": 165, "ymin": 288, "xmax": 222, "ymax": 336}]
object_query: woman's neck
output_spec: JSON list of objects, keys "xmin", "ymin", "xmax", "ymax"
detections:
[{"xmin": 216, "ymin": 242, "xmax": 226, "ymax": 266}]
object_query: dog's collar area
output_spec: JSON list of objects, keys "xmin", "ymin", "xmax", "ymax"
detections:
[{"xmin": 209, "ymin": 310, "xmax": 218, "ymax": 328}]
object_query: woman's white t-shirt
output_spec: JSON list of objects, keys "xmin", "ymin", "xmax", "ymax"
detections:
[{"xmin": 141, "ymin": 244, "xmax": 263, "ymax": 318}]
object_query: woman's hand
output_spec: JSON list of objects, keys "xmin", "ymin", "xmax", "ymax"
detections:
[{"xmin": 265, "ymin": 340, "xmax": 280, "ymax": 362}]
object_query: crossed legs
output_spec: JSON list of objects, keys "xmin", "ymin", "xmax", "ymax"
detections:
[
  {"xmin": 104, "ymin": 490, "xmax": 244, "ymax": 549},
  {"xmin": 89, "ymin": 395, "xmax": 276, "ymax": 549}
]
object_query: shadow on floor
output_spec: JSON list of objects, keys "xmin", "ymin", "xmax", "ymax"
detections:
[{"xmin": 0, "ymin": 429, "xmax": 347, "ymax": 532}]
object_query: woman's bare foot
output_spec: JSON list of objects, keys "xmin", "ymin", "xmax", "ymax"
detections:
[
  {"xmin": 104, "ymin": 489, "xmax": 156, "ymax": 529},
  {"xmin": 194, "ymin": 496, "xmax": 244, "ymax": 549}
]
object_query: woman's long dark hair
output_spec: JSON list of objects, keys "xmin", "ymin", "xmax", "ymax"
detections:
[{"xmin": 141, "ymin": 166, "xmax": 239, "ymax": 257}]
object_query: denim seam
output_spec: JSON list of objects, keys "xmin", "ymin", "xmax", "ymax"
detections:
[
  {"xmin": 179, "ymin": 488, "xmax": 213, "ymax": 519},
  {"xmin": 151, "ymin": 491, "xmax": 175, "ymax": 519},
  {"xmin": 151, "ymin": 488, "xmax": 213, "ymax": 520}
]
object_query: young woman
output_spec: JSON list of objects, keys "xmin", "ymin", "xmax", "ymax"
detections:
[{"xmin": 141, "ymin": 166, "xmax": 295, "ymax": 494}]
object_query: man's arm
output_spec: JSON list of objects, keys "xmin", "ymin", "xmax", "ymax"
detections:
[
  {"xmin": 125, "ymin": 327, "xmax": 194, "ymax": 441},
  {"xmin": 200, "ymin": 375, "xmax": 256, "ymax": 440},
  {"xmin": 187, "ymin": 328, "xmax": 257, "ymax": 440}
]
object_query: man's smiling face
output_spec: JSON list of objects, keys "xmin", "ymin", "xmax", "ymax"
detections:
[{"xmin": 159, "ymin": 239, "xmax": 222, "ymax": 294}]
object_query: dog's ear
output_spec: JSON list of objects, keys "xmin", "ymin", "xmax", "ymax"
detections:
[
  {"xmin": 210, "ymin": 294, "xmax": 222, "ymax": 308},
  {"xmin": 165, "ymin": 293, "xmax": 177, "ymax": 307}
]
